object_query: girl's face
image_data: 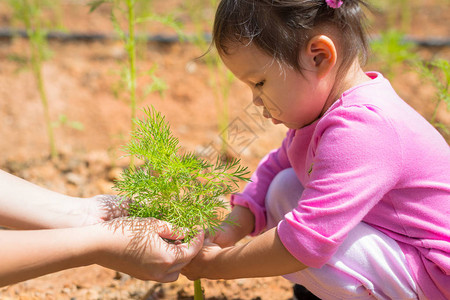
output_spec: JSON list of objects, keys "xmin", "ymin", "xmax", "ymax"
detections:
[{"xmin": 221, "ymin": 43, "xmax": 333, "ymax": 129}]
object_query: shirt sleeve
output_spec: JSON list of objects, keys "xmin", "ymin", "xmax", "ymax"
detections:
[
  {"xmin": 231, "ymin": 130, "xmax": 293, "ymax": 235},
  {"xmin": 278, "ymin": 104, "xmax": 404, "ymax": 268}
]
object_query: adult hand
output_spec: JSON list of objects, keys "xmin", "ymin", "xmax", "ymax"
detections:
[
  {"xmin": 0, "ymin": 217, "xmax": 204, "ymax": 286},
  {"xmin": 95, "ymin": 217, "xmax": 204, "ymax": 282},
  {"xmin": 75, "ymin": 194, "xmax": 130, "ymax": 226}
]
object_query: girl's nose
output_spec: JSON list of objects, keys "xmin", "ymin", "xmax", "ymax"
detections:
[{"xmin": 253, "ymin": 96, "xmax": 264, "ymax": 107}]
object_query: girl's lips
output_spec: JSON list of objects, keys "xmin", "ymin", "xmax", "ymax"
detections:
[
  {"xmin": 271, "ymin": 118, "xmax": 282, "ymax": 125},
  {"xmin": 262, "ymin": 108, "xmax": 282, "ymax": 125},
  {"xmin": 262, "ymin": 109, "xmax": 271, "ymax": 119}
]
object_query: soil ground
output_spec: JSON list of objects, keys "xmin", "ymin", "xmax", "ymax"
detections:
[{"xmin": 0, "ymin": 1, "xmax": 449, "ymax": 299}]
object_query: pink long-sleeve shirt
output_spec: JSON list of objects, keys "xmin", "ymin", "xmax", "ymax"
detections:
[{"xmin": 231, "ymin": 72, "xmax": 450, "ymax": 299}]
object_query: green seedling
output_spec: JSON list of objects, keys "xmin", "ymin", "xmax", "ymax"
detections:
[
  {"xmin": 114, "ymin": 107, "xmax": 250, "ymax": 299},
  {"xmin": 415, "ymin": 59, "xmax": 450, "ymax": 134},
  {"xmin": 90, "ymin": 0, "xmax": 183, "ymax": 167},
  {"xmin": 8, "ymin": 0, "xmax": 60, "ymax": 160},
  {"xmin": 52, "ymin": 114, "xmax": 84, "ymax": 131}
]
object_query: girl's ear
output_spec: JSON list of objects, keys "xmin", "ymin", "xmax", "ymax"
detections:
[{"xmin": 304, "ymin": 35, "xmax": 337, "ymax": 79}]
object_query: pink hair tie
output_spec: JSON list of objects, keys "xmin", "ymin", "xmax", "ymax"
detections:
[{"xmin": 326, "ymin": 0, "xmax": 343, "ymax": 9}]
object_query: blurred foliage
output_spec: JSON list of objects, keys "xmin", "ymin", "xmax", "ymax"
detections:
[
  {"xmin": 370, "ymin": 30, "xmax": 419, "ymax": 80},
  {"xmin": 89, "ymin": 0, "xmax": 184, "ymax": 166},
  {"xmin": 184, "ymin": 0, "xmax": 235, "ymax": 155},
  {"xmin": 415, "ymin": 59, "xmax": 450, "ymax": 133},
  {"xmin": 373, "ymin": 0, "xmax": 412, "ymax": 32},
  {"xmin": 7, "ymin": 0, "xmax": 63, "ymax": 160}
]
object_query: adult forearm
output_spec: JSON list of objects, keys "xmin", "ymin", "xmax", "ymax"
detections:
[
  {"xmin": 0, "ymin": 169, "xmax": 86, "ymax": 229},
  {"xmin": 0, "ymin": 226, "xmax": 97, "ymax": 287}
]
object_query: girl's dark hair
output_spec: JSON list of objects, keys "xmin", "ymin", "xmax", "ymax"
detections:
[{"xmin": 213, "ymin": 0, "xmax": 371, "ymax": 73}]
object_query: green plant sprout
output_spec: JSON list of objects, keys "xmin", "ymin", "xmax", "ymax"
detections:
[
  {"xmin": 52, "ymin": 114, "xmax": 85, "ymax": 132},
  {"xmin": 114, "ymin": 107, "xmax": 250, "ymax": 300},
  {"xmin": 415, "ymin": 59, "xmax": 450, "ymax": 134},
  {"xmin": 370, "ymin": 30, "xmax": 418, "ymax": 80},
  {"xmin": 8, "ymin": 0, "xmax": 61, "ymax": 160},
  {"xmin": 90, "ymin": 0, "xmax": 183, "ymax": 168}
]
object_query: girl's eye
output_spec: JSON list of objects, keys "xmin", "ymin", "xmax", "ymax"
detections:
[{"xmin": 255, "ymin": 80, "xmax": 265, "ymax": 89}]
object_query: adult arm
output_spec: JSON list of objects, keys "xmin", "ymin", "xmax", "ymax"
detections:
[
  {"xmin": 0, "ymin": 218, "xmax": 204, "ymax": 287},
  {"xmin": 0, "ymin": 169, "xmax": 127, "ymax": 229}
]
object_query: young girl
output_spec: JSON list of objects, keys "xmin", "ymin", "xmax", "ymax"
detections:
[{"xmin": 182, "ymin": 0, "xmax": 450, "ymax": 299}]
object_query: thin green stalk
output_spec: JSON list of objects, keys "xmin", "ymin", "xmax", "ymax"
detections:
[
  {"xmin": 212, "ymin": 69, "xmax": 229, "ymax": 154},
  {"xmin": 31, "ymin": 43, "xmax": 57, "ymax": 160},
  {"xmin": 399, "ymin": 0, "xmax": 411, "ymax": 33},
  {"xmin": 194, "ymin": 279, "xmax": 204, "ymax": 300},
  {"xmin": 20, "ymin": 0, "xmax": 57, "ymax": 160},
  {"xmin": 186, "ymin": 0, "xmax": 233, "ymax": 155},
  {"xmin": 431, "ymin": 98, "xmax": 442, "ymax": 125},
  {"xmin": 218, "ymin": 70, "xmax": 234, "ymax": 155},
  {"xmin": 126, "ymin": 0, "xmax": 137, "ymax": 168}
]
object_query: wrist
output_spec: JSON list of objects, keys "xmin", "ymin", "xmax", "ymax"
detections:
[
  {"xmin": 85, "ymin": 223, "xmax": 116, "ymax": 262},
  {"xmin": 204, "ymin": 246, "xmax": 237, "ymax": 280},
  {"xmin": 67, "ymin": 225, "xmax": 103, "ymax": 267},
  {"xmin": 48, "ymin": 196, "xmax": 99, "ymax": 228},
  {"xmin": 87, "ymin": 220, "xmax": 134, "ymax": 269},
  {"xmin": 228, "ymin": 205, "xmax": 255, "ymax": 236}
]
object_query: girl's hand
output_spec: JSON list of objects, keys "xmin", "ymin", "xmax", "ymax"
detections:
[
  {"xmin": 181, "ymin": 241, "xmax": 224, "ymax": 281},
  {"xmin": 96, "ymin": 217, "xmax": 205, "ymax": 282},
  {"xmin": 210, "ymin": 205, "xmax": 256, "ymax": 247},
  {"xmin": 210, "ymin": 223, "xmax": 243, "ymax": 247}
]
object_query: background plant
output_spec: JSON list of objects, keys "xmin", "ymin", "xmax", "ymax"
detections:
[
  {"xmin": 370, "ymin": 29, "xmax": 418, "ymax": 80},
  {"xmin": 114, "ymin": 107, "xmax": 250, "ymax": 299},
  {"xmin": 184, "ymin": 0, "xmax": 235, "ymax": 155},
  {"xmin": 90, "ymin": 0, "xmax": 183, "ymax": 167},
  {"xmin": 415, "ymin": 59, "xmax": 450, "ymax": 134},
  {"xmin": 8, "ymin": 0, "xmax": 62, "ymax": 160},
  {"xmin": 375, "ymin": 0, "xmax": 412, "ymax": 33}
]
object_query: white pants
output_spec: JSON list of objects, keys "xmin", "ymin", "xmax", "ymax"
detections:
[{"xmin": 266, "ymin": 168, "xmax": 423, "ymax": 300}]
